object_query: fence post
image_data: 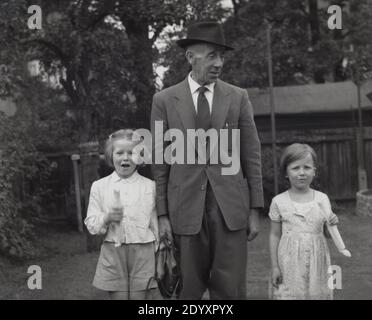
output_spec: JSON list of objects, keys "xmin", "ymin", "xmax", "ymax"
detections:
[
  {"xmin": 71, "ymin": 154, "xmax": 83, "ymax": 233},
  {"xmin": 79, "ymin": 141, "xmax": 104, "ymax": 252}
]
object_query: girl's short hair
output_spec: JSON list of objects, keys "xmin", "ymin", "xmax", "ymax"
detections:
[
  {"xmin": 104, "ymin": 129, "xmax": 143, "ymax": 168},
  {"xmin": 279, "ymin": 143, "xmax": 317, "ymax": 177}
]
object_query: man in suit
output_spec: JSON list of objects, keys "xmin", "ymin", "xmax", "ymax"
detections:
[{"xmin": 150, "ymin": 21, "xmax": 264, "ymax": 299}]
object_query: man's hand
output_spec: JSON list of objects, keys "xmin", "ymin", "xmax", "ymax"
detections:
[
  {"xmin": 247, "ymin": 208, "xmax": 260, "ymax": 241},
  {"xmin": 271, "ymin": 267, "xmax": 282, "ymax": 288},
  {"xmin": 158, "ymin": 215, "xmax": 173, "ymax": 243}
]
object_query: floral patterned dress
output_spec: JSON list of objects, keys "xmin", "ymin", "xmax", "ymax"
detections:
[{"xmin": 269, "ymin": 190, "xmax": 334, "ymax": 300}]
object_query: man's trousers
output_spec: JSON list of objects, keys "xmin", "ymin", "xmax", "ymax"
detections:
[{"xmin": 174, "ymin": 183, "xmax": 248, "ymax": 300}]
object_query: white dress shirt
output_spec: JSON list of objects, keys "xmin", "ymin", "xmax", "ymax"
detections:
[
  {"xmin": 84, "ymin": 171, "xmax": 159, "ymax": 246},
  {"xmin": 188, "ymin": 72, "xmax": 215, "ymax": 114}
]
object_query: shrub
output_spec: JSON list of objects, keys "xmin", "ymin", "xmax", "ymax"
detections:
[
  {"xmin": 0, "ymin": 78, "xmax": 77, "ymax": 259},
  {"xmin": 0, "ymin": 112, "xmax": 49, "ymax": 259}
]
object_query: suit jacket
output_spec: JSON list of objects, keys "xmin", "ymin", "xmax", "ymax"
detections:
[{"xmin": 151, "ymin": 77, "xmax": 264, "ymax": 235}]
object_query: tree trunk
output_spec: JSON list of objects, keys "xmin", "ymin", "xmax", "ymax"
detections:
[
  {"xmin": 308, "ymin": 0, "xmax": 326, "ymax": 83},
  {"xmin": 308, "ymin": 0, "xmax": 320, "ymax": 46},
  {"xmin": 123, "ymin": 20, "xmax": 155, "ymax": 130}
]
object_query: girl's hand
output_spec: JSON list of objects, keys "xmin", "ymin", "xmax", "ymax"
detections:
[
  {"xmin": 271, "ymin": 267, "xmax": 282, "ymax": 288},
  {"xmin": 104, "ymin": 207, "xmax": 123, "ymax": 224}
]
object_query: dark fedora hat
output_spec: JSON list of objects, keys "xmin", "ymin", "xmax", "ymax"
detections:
[{"xmin": 176, "ymin": 21, "xmax": 234, "ymax": 50}]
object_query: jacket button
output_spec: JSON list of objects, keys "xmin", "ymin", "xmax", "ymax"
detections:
[{"xmin": 201, "ymin": 184, "xmax": 206, "ymax": 191}]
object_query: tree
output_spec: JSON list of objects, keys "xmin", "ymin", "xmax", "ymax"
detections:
[
  {"xmin": 333, "ymin": 0, "xmax": 372, "ymax": 83},
  {"xmin": 221, "ymin": 0, "xmax": 372, "ymax": 88},
  {"xmin": 18, "ymin": 0, "xmax": 135, "ymax": 141},
  {"xmin": 0, "ymin": 0, "xmax": 77, "ymax": 258},
  {"xmin": 16, "ymin": 0, "xmax": 212, "ymax": 136},
  {"xmin": 4, "ymin": 1, "xmax": 235, "ymax": 136},
  {"xmin": 0, "ymin": 48, "xmax": 73, "ymax": 260},
  {"xmin": 161, "ymin": 0, "xmax": 372, "ymax": 88}
]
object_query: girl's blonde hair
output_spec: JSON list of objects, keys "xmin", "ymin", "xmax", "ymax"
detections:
[
  {"xmin": 104, "ymin": 129, "xmax": 142, "ymax": 168},
  {"xmin": 280, "ymin": 143, "xmax": 317, "ymax": 177}
]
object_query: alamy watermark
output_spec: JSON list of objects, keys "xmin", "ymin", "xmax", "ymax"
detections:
[
  {"xmin": 328, "ymin": 265, "xmax": 342, "ymax": 290},
  {"xmin": 124, "ymin": 121, "xmax": 241, "ymax": 175},
  {"xmin": 27, "ymin": 5, "xmax": 42, "ymax": 30},
  {"xmin": 27, "ymin": 265, "xmax": 42, "ymax": 290},
  {"xmin": 327, "ymin": 5, "xmax": 342, "ymax": 30}
]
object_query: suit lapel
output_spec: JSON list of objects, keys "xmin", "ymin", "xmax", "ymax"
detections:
[
  {"xmin": 211, "ymin": 79, "xmax": 231, "ymax": 130},
  {"xmin": 174, "ymin": 78, "xmax": 196, "ymax": 131},
  {"xmin": 173, "ymin": 78, "xmax": 231, "ymax": 130},
  {"xmin": 172, "ymin": 78, "xmax": 231, "ymax": 163}
]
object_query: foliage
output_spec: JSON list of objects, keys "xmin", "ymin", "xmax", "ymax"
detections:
[
  {"xmin": 163, "ymin": 0, "xmax": 372, "ymax": 89},
  {"xmin": 0, "ymin": 1, "xmax": 77, "ymax": 258},
  {"xmin": 224, "ymin": 0, "xmax": 372, "ymax": 87},
  {"xmin": 0, "ymin": 72, "xmax": 76, "ymax": 259},
  {"xmin": 0, "ymin": 106, "xmax": 47, "ymax": 259},
  {"xmin": 338, "ymin": 0, "xmax": 372, "ymax": 83},
  {"xmin": 0, "ymin": 0, "xmax": 212, "ymax": 258},
  {"xmin": 9, "ymin": 0, "xmax": 209, "ymax": 135}
]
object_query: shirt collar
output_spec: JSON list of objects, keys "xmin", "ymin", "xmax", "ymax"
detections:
[
  {"xmin": 188, "ymin": 72, "xmax": 215, "ymax": 95},
  {"xmin": 111, "ymin": 170, "xmax": 140, "ymax": 184}
]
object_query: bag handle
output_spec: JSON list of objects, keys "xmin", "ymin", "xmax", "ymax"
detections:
[{"xmin": 145, "ymin": 235, "xmax": 180, "ymax": 299}]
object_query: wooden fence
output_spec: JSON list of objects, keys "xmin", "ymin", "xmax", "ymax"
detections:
[{"xmin": 10, "ymin": 126, "xmax": 372, "ymax": 229}]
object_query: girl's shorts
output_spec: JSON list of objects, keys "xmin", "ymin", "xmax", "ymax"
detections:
[{"xmin": 93, "ymin": 241, "xmax": 158, "ymax": 292}]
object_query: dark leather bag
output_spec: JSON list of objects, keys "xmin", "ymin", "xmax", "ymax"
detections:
[{"xmin": 146, "ymin": 235, "xmax": 181, "ymax": 299}]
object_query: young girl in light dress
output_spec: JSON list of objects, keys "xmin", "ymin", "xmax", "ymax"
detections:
[
  {"xmin": 269, "ymin": 143, "xmax": 350, "ymax": 300},
  {"xmin": 85, "ymin": 129, "xmax": 159, "ymax": 300}
]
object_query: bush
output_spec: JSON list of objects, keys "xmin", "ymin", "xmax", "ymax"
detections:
[
  {"xmin": 0, "ymin": 112, "xmax": 50, "ymax": 259},
  {"xmin": 0, "ymin": 79, "xmax": 77, "ymax": 259}
]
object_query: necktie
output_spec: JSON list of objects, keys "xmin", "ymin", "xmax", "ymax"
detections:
[
  {"xmin": 195, "ymin": 86, "xmax": 211, "ymax": 163},
  {"xmin": 196, "ymin": 86, "xmax": 210, "ymax": 131}
]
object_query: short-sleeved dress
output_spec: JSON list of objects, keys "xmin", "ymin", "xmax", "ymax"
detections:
[{"xmin": 269, "ymin": 190, "xmax": 334, "ymax": 300}]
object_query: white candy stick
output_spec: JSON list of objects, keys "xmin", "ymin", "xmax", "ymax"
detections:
[
  {"xmin": 326, "ymin": 224, "xmax": 351, "ymax": 257},
  {"xmin": 317, "ymin": 201, "xmax": 351, "ymax": 258},
  {"xmin": 112, "ymin": 189, "xmax": 123, "ymax": 247}
]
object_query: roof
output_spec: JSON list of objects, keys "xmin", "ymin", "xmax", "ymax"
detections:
[
  {"xmin": 0, "ymin": 98, "xmax": 17, "ymax": 116},
  {"xmin": 247, "ymin": 80, "xmax": 372, "ymax": 116}
]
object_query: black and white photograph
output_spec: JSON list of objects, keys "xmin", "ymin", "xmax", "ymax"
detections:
[{"xmin": 1, "ymin": 0, "xmax": 372, "ymax": 303}]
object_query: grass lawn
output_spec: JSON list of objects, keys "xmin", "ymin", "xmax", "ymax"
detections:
[{"xmin": 1, "ymin": 208, "xmax": 371, "ymax": 300}]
